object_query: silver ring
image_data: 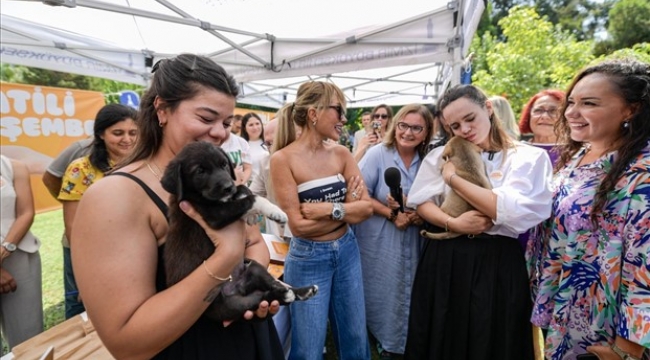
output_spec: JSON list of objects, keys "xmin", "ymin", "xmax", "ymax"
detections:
[{"xmin": 352, "ymin": 192, "xmax": 358, "ymax": 199}]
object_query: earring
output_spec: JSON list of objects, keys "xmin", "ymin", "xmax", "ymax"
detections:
[
  {"xmin": 312, "ymin": 119, "xmax": 317, "ymax": 126},
  {"xmin": 159, "ymin": 121, "xmax": 164, "ymax": 128},
  {"xmin": 622, "ymin": 121, "xmax": 630, "ymax": 129}
]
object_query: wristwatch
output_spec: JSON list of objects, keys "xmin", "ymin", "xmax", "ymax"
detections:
[
  {"xmin": 331, "ymin": 202, "xmax": 346, "ymax": 221},
  {"xmin": 612, "ymin": 344, "xmax": 641, "ymax": 360},
  {"xmin": 1, "ymin": 242, "xmax": 17, "ymax": 252}
]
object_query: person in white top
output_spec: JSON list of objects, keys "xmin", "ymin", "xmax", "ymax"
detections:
[
  {"xmin": 220, "ymin": 130, "xmax": 252, "ymax": 186},
  {"xmin": 241, "ymin": 112, "xmax": 267, "ymax": 182},
  {"xmin": 403, "ymin": 84, "xmax": 553, "ymax": 360},
  {"xmin": 0, "ymin": 155, "xmax": 43, "ymax": 352},
  {"xmin": 352, "ymin": 111, "xmax": 372, "ymax": 154}
]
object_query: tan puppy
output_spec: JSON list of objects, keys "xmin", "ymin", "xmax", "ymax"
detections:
[{"xmin": 421, "ymin": 136, "xmax": 492, "ymax": 240}]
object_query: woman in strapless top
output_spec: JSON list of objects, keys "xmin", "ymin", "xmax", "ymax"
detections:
[{"xmin": 270, "ymin": 81, "xmax": 373, "ymax": 360}]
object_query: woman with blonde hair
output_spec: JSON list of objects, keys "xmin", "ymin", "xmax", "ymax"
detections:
[
  {"xmin": 271, "ymin": 81, "xmax": 373, "ymax": 360},
  {"xmin": 489, "ymin": 95, "xmax": 520, "ymax": 140}
]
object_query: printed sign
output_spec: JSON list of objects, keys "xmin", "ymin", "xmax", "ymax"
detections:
[{"xmin": 1, "ymin": 82, "xmax": 106, "ymax": 212}]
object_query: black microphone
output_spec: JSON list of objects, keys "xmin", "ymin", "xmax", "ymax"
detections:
[{"xmin": 384, "ymin": 167, "xmax": 404, "ymax": 213}]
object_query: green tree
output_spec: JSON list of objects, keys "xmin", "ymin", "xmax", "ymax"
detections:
[
  {"xmin": 471, "ymin": 6, "xmax": 594, "ymax": 116},
  {"xmin": 598, "ymin": 42, "xmax": 650, "ymax": 63},
  {"xmin": 607, "ymin": 0, "xmax": 650, "ymax": 50},
  {"xmin": 478, "ymin": 0, "xmax": 611, "ymax": 41},
  {"xmin": 1, "ymin": 64, "xmax": 144, "ymax": 104}
]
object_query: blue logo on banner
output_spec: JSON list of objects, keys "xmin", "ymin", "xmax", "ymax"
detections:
[{"xmin": 119, "ymin": 91, "xmax": 140, "ymax": 109}]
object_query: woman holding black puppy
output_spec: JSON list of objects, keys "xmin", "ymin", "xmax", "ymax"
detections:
[
  {"xmin": 71, "ymin": 54, "xmax": 284, "ymax": 359},
  {"xmin": 405, "ymin": 84, "xmax": 553, "ymax": 360}
]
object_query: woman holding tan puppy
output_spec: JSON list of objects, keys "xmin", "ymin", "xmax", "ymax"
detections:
[{"xmin": 404, "ymin": 84, "xmax": 553, "ymax": 360}]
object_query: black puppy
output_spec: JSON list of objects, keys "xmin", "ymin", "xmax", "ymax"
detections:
[{"xmin": 161, "ymin": 141, "xmax": 318, "ymax": 321}]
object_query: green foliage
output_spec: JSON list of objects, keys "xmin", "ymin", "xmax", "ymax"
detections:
[
  {"xmin": 1, "ymin": 63, "xmax": 30, "ymax": 83},
  {"xmin": 596, "ymin": 42, "xmax": 650, "ymax": 64},
  {"xmin": 533, "ymin": 0, "xmax": 613, "ymax": 41},
  {"xmin": 471, "ymin": 6, "xmax": 594, "ymax": 116},
  {"xmin": 608, "ymin": 0, "xmax": 650, "ymax": 50},
  {"xmin": 0, "ymin": 64, "xmax": 144, "ymax": 104},
  {"xmin": 479, "ymin": 0, "xmax": 611, "ymax": 41},
  {"xmin": 30, "ymin": 209, "xmax": 66, "ymax": 330}
]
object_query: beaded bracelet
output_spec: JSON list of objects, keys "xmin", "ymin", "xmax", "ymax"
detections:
[{"xmin": 202, "ymin": 260, "xmax": 233, "ymax": 282}]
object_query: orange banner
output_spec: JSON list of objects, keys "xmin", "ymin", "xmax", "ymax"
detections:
[{"xmin": 1, "ymin": 83, "xmax": 106, "ymax": 212}]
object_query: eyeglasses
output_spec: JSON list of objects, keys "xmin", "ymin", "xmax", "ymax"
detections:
[
  {"xmin": 373, "ymin": 113, "xmax": 389, "ymax": 120},
  {"xmin": 328, "ymin": 105, "xmax": 346, "ymax": 121},
  {"xmin": 531, "ymin": 108, "xmax": 559, "ymax": 118},
  {"xmin": 396, "ymin": 122, "xmax": 425, "ymax": 134}
]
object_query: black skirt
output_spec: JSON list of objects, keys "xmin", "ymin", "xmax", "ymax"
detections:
[{"xmin": 404, "ymin": 232, "xmax": 534, "ymax": 360}]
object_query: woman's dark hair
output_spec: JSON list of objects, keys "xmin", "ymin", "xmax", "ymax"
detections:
[
  {"xmin": 436, "ymin": 84, "xmax": 513, "ymax": 152},
  {"xmin": 89, "ymin": 103, "xmax": 137, "ymax": 172},
  {"xmin": 555, "ymin": 58, "xmax": 650, "ymax": 226},
  {"xmin": 240, "ymin": 112, "xmax": 264, "ymax": 141},
  {"xmin": 123, "ymin": 54, "xmax": 239, "ymax": 165},
  {"xmin": 519, "ymin": 89, "xmax": 565, "ymax": 135}
]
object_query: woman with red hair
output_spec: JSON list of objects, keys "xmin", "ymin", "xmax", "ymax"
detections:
[{"xmin": 519, "ymin": 89, "xmax": 565, "ymax": 166}]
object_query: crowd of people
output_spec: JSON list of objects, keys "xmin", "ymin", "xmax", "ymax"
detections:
[{"xmin": 0, "ymin": 53, "xmax": 648, "ymax": 360}]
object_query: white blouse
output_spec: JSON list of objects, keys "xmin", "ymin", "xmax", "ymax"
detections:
[{"xmin": 406, "ymin": 141, "xmax": 553, "ymax": 238}]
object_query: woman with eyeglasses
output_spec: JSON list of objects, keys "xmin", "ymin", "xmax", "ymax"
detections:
[
  {"xmin": 353, "ymin": 104, "xmax": 433, "ymax": 358},
  {"xmin": 271, "ymin": 81, "xmax": 373, "ymax": 360},
  {"xmin": 353, "ymin": 104, "xmax": 394, "ymax": 162},
  {"xmin": 404, "ymin": 85, "xmax": 553, "ymax": 360},
  {"xmin": 519, "ymin": 89, "xmax": 566, "ymax": 166}
]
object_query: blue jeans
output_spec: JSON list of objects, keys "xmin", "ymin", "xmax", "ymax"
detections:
[
  {"xmin": 63, "ymin": 246, "xmax": 85, "ymax": 319},
  {"xmin": 285, "ymin": 228, "xmax": 370, "ymax": 360}
]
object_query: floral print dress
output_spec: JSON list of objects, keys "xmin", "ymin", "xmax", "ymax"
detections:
[{"xmin": 531, "ymin": 142, "xmax": 650, "ymax": 360}]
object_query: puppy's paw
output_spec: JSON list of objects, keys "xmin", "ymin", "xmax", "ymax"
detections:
[
  {"xmin": 251, "ymin": 196, "xmax": 288, "ymax": 224},
  {"xmin": 268, "ymin": 210, "xmax": 288, "ymax": 225},
  {"xmin": 293, "ymin": 285, "xmax": 318, "ymax": 301}
]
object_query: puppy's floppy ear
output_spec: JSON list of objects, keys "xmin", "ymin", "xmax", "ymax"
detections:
[
  {"xmin": 175, "ymin": 163, "xmax": 185, "ymax": 201},
  {"xmin": 160, "ymin": 159, "xmax": 184, "ymax": 200},
  {"xmin": 216, "ymin": 146, "xmax": 236, "ymax": 180}
]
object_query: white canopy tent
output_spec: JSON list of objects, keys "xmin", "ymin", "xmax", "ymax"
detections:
[{"xmin": 1, "ymin": 0, "xmax": 484, "ymax": 109}]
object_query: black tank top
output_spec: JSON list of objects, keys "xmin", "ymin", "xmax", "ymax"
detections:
[{"xmin": 112, "ymin": 173, "xmax": 284, "ymax": 360}]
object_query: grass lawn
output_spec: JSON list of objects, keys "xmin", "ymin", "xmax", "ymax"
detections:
[
  {"xmin": 31, "ymin": 209, "xmax": 384, "ymax": 359},
  {"xmin": 32, "ymin": 209, "xmax": 66, "ymax": 331}
]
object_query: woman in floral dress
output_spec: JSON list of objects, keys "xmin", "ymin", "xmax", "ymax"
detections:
[{"xmin": 532, "ymin": 58, "xmax": 650, "ymax": 360}]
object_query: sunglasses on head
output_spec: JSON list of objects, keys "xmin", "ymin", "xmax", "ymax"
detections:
[{"xmin": 373, "ymin": 114, "xmax": 389, "ymax": 120}]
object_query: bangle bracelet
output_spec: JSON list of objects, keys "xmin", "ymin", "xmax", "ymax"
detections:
[
  {"xmin": 202, "ymin": 260, "xmax": 233, "ymax": 282},
  {"xmin": 448, "ymin": 173, "xmax": 457, "ymax": 187},
  {"xmin": 444, "ymin": 216, "xmax": 453, "ymax": 232}
]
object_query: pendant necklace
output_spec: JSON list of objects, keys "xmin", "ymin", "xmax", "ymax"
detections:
[{"xmin": 146, "ymin": 160, "xmax": 163, "ymax": 180}]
